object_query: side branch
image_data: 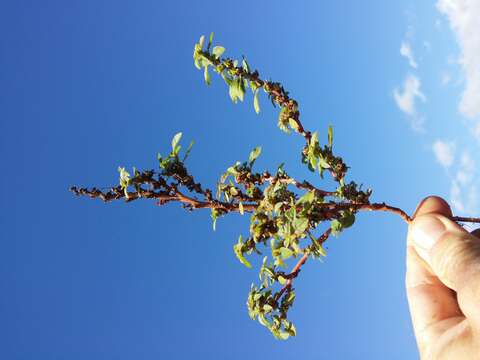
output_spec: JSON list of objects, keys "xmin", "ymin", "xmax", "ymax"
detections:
[
  {"xmin": 199, "ymin": 49, "xmax": 311, "ymax": 142},
  {"xmin": 275, "ymin": 228, "xmax": 332, "ymax": 302},
  {"xmin": 69, "ymin": 185, "xmax": 257, "ymax": 213}
]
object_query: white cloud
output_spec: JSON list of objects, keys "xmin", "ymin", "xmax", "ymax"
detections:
[
  {"xmin": 430, "ymin": 142, "xmax": 478, "ymax": 215},
  {"xmin": 473, "ymin": 122, "xmax": 480, "ymax": 140},
  {"xmin": 450, "ymin": 176, "xmax": 478, "ymax": 227},
  {"xmin": 441, "ymin": 72, "xmax": 452, "ymax": 86},
  {"xmin": 393, "ymin": 75, "xmax": 426, "ymax": 115},
  {"xmin": 432, "ymin": 140, "xmax": 456, "ymax": 168},
  {"xmin": 431, "ymin": 141, "xmax": 477, "ymax": 214},
  {"xmin": 400, "ymin": 41, "xmax": 418, "ymax": 68},
  {"xmin": 393, "ymin": 74, "xmax": 426, "ymax": 131},
  {"xmin": 450, "ymin": 180, "xmax": 464, "ymax": 211},
  {"xmin": 437, "ymin": 0, "xmax": 480, "ymax": 119},
  {"xmin": 450, "ymin": 151, "xmax": 478, "ymax": 214},
  {"xmin": 457, "ymin": 151, "xmax": 475, "ymax": 184}
]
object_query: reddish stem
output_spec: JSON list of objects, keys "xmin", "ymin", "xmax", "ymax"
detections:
[{"xmin": 275, "ymin": 228, "xmax": 332, "ymax": 301}]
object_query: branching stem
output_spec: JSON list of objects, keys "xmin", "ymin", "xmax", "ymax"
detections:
[
  {"xmin": 71, "ymin": 34, "xmax": 480, "ymax": 339},
  {"xmin": 71, "ymin": 185, "xmax": 479, "ymax": 225}
]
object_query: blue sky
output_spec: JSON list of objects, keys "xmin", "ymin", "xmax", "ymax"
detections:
[{"xmin": 1, "ymin": 1, "xmax": 479, "ymax": 359}]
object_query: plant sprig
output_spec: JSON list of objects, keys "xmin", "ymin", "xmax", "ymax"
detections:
[{"xmin": 72, "ymin": 33, "xmax": 480, "ymax": 340}]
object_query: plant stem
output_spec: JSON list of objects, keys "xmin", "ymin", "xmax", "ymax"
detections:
[
  {"xmin": 274, "ymin": 228, "xmax": 332, "ymax": 302},
  {"xmin": 71, "ymin": 185, "xmax": 480, "ymax": 225},
  {"xmin": 452, "ymin": 216, "xmax": 480, "ymax": 224}
]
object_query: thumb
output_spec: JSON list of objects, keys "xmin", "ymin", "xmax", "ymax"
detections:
[{"xmin": 410, "ymin": 213, "xmax": 480, "ymax": 322}]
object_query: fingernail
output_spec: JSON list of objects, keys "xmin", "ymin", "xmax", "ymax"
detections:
[{"xmin": 411, "ymin": 216, "xmax": 446, "ymax": 250}]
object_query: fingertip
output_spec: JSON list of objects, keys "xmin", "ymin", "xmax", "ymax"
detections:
[{"xmin": 413, "ymin": 196, "xmax": 452, "ymax": 219}]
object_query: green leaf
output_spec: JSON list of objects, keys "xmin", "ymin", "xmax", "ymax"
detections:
[
  {"xmin": 263, "ymin": 304, "xmax": 273, "ymax": 313},
  {"xmin": 183, "ymin": 140, "xmax": 194, "ymax": 162},
  {"xmin": 289, "ymin": 118, "xmax": 300, "ymax": 132},
  {"xmin": 330, "ymin": 219, "xmax": 342, "ymax": 236},
  {"xmin": 318, "ymin": 156, "xmax": 330, "ymax": 169},
  {"xmin": 277, "ymin": 331, "xmax": 290, "ymax": 340},
  {"xmin": 274, "ymin": 202, "xmax": 283, "ymax": 214},
  {"xmin": 328, "ymin": 125, "xmax": 333, "ymax": 149},
  {"xmin": 133, "ymin": 167, "xmax": 140, "ymax": 177},
  {"xmin": 234, "ymin": 235, "xmax": 251, "ymax": 268},
  {"xmin": 171, "ymin": 132, "xmax": 182, "ymax": 152},
  {"xmin": 315, "ymin": 242, "xmax": 327, "ymax": 257},
  {"xmin": 310, "ymin": 131, "xmax": 319, "ymax": 147},
  {"xmin": 248, "ymin": 146, "xmax": 262, "ymax": 166},
  {"xmin": 258, "ymin": 314, "xmax": 270, "ymax": 327},
  {"xmin": 194, "ymin": 57, "xmax": 202, "ymax": 70},
  {"xmin": 277, "ymin": 275, "xmax": 287, "ymax": 285},
  {"xmin": 253, "ymin": 89, "xmax": 260, "ymax": 114},
  {"xmin": 221, "ymin": 72, "xmax": 232, "ymax": 87},
  {"xmin": 229, "ymin": 183, "xmax": 238, "ymax": 196},
  {"xmin": 239, "ymin": 202, "xmax": 244, "ymax": 215},
  {"xmin": 309, "ymin": 233, "xmax": 327, "ymax": 257},
  {"xmin": 279, "ymin": 247, "xmax": 294, "ymax": 260},
  {"xmin": 274, "ymin": 257, "xmax": 286, "ymax": 268},
  {"xmin": 204, "ymin": 65, "xmax": 211, "ymax": 85},
  {"xmin": 297, "ymin": 191, "xmax": 315, "ymax": 205},
  {"xmin": 293, "ymin": 217, "xmax": 309, "ymax": 233},
  {"xmin": 309, "ymin": 155, "xmax": 317, "ymax": 173},
  {"xmin": 229, "ymin": 78, "xmax": 244, "ymax": 103},
  {"xmin": 308, "ymin": 132, "xmax": 319, "ymax": 169},
  {"xmin": 278, "ymin": 107, "xmax": 290, "ymax": 133},
  {"xmin": 227, "ymin": 166, "xmax": 238, "ymax": 175},
  {"xmin": 118, "ymin": 166, "xmax": 131, "ymax": 199},
  {"xmin": 211, "ymin": 208, "xmax": 218, "ymax": 231},
  {"xmin": 207, "ymin": 32, "xmax": 213, "ymax": 51},
  {"xmin": 242, "ymin": 58, "xmax": 249, "ymax": 72},
  {"xmin": 341, "ymin": 211, "xmax": 355, "ymax": 229},
  {"xmin": 212, "ymin": 46, "xmax": 225, "ymax": 58},
  {"xmin": 118, "ymin": 166, "xmax": 131, "ymax": 188},
  {"xmin": 330, "ymin": 210, "xmax": 355, "ymax": 235},
  {"xmin": 198, "ymin": 35, "xmax": 205, "ymax": 49},
  {"xmin": 285, "ymin": 322, "xmax": 297, "ymax": 337},
  {"xmin": 286, "ymin": 291, "xmax": 295, "ymax": 303}
]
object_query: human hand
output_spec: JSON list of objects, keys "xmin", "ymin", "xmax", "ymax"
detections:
[{"xmin": 407, "ymin": 196, "xmax": 480, "ymax": 359}]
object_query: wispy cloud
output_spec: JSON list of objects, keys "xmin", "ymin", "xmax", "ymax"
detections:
[
  {"xmin": 450, "ymin": 151, "xmax": 478, "ymax": 214},
  {"xmin": 432, "ymin": 140, "xmax": 478, "ymax": 214},
  {"xmin": 437, "ymin": 0, "xmax": 480, "ymax": 119},
  {"xmin": 400, "ymin": 41, "xmax": 418, "ymax": 69},
  {"xmin": 432, "ymin": 140, "xmax": 455, "ymax": 167},
  {"xmin": 393, "ymin": 74, "xmax": 426, "ymax": 131},
  {"xmin": 437, "ymin": 0, "xmax": 480, "ymax": 143},
  {"xmin": 441, "ymin": 72, "xmax": 452, "ymax": 86},
  {"xmin": 473, "ymin": 122, "xmax": 480, "ymax": 139}
]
